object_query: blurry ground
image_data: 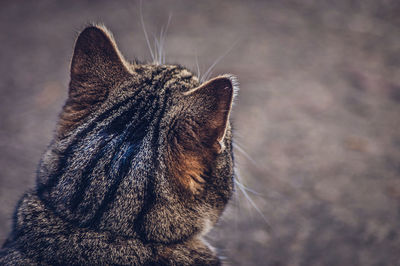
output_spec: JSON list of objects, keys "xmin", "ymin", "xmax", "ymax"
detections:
[{"xmin": 1, "ymin": 0, "xmax": 400, "ymax": 265}]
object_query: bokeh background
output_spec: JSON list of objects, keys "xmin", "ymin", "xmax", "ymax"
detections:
[{"xmin": 1, "ymin": 0, "xmax": 400, "ymax": 265}]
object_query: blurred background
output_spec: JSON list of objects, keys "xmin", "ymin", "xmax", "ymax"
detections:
[{"xmin": 1, "ymin": 0, "xmax": 400, "ymax": 265}]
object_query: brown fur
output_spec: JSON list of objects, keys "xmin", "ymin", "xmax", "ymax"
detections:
[{"xmin": 168, "ymin": 142, "xmax": 208, "ymax": 194}]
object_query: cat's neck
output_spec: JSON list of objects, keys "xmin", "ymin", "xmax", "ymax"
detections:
[
  {"xmin": 8, "ymin": 191, "xmax": 220, "ymax": 265},
  {"xmin": 9, "ymin": 191, "xmax": 154, "ymax": 265}
]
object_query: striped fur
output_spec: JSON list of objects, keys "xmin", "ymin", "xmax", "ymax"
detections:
[{"xmin": 0, "ymin": 25, "xmax": 237, "ymax": 265}]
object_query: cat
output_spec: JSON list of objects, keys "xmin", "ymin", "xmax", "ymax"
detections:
[{"xmin": 0, "ymin": 24, "xmax": 238, "ymax": 265}]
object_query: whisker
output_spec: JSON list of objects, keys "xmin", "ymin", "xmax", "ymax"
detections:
[
  {"xmin": 235, "ymin": 178, "xmax": 270, "ymax": 229},
  {"xmin": 201, "ymin": 40, "xmax": 238, "ymax": 82},
  {"xmin": 139, "ymin": 0, "xmax": 155, "ymax": 63},
  {"xmin": 234, "ymin": 167, "xmax": 264, "ymax": 196},
  {"xmin": 239, "ymin": 179, "xmax": 271, "ymax": 229},
  {"xmin": 161, "ymin": 13, "xmax": 172, "ymax": 64},
  {"xmin": 233, "ymin": 142, "xmax": 258, "ymax": 166},
  {"xmin": 152, "ymin": 34, "xmax": 160, "ymax": 65},
  {"xmin": 235, "ymin": 178, "xmax": 264, "ymax": 196},
  {"xmin": 158, "ymin": 25, "xmax": 164, "ymax": 63},
  {"xmin": 234, "ymin": 167, "xmax": 270, "ymax": 229},
  {"xmin": 152, "ymin": 12, "xmax": 172, "ymax": 65},
  {"xmin": 195, "ymin": 52, "xmax": 201, "ymax": 79}
]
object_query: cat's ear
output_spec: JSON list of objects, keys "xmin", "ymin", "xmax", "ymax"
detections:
[
  {"xmin": 58, "ymin": 25, "xmax": 131, "ymax": 136},
  {"xmin": 184, "ymin": 75, "xmax": 238, "ymax": 152},
  {"xmin": 70, "ymin": 25, "xmax": 131, "ymax": 88}
]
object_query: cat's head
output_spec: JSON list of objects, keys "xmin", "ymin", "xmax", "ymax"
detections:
[{"xmin": 37, "ymin": 25, "xmax": 237, "ymax": 243}]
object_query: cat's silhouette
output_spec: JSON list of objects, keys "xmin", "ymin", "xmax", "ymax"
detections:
[{"xmin": 0, "ymin": 25, "xmax": 238, "ymax": 265}]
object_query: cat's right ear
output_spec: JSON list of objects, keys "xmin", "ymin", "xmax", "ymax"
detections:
[
  {"xmin": 58, "ymin": 25, "xmax": 131, "ymax": 136},
  {"xmin": 182, "ymin": 75, "xmax": 238, "ymax": 153}
]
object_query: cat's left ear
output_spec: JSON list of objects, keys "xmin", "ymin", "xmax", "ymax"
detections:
[
  {"xmin": 57, "ymin": 25, "xmax": 132, "ymax": 136},
  {"xmin": 70, "ymin": 25, "xmax": 132, "ymax": 85},
  {"xmin": 184, "ymin": 75, "xmax": 238, "ymax": 152}
]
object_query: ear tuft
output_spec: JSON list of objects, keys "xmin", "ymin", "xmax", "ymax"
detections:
[{"xmin": 225, "ymin": 74, "xmax": 240, "ymax": 102}]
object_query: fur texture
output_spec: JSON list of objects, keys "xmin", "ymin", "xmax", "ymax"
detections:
[{"xmin": 0, "ymin": 25, "xmax": 237, "ymax": 265}]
